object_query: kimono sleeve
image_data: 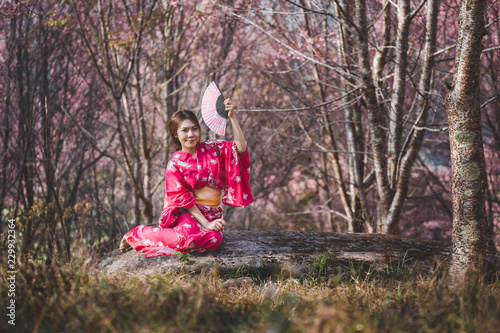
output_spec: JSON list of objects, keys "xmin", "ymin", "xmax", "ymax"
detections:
[
  {"xmin": 158, "ymin": 162, "xmax": 196, "ymax": 228},
  {"xmin": 218, "ymin": 140, "xmax": 254, "ymax": 207}
]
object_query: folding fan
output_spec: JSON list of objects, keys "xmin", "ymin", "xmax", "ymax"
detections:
[{"xmin": 201, "ymin": 81, "xmax": 228, "ymax": 136}]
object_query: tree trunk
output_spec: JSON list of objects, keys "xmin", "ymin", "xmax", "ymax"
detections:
[
  {"xmin": 387, "ymin": 0, "xmax": 411, "ymax": 187},
  {"xmin": 18, "ymin": 15, "xmax": 35, "ymax": 256},
  {"xmin": 445, "ymin": 0, "xmax": 488, "ymax": 284},
  {"xmin": 383, "ymin": 0, "xmax": 440, "ymax": 234},
  {"xmin": 336, "ymin": 1, "xmax": 370, "ymax": 232},
  {"xmin": 354, "ymin": 0, "xmax": 392, "ymax": 230},
  {"xmin": 0, "ymin": 14, "xmax": 16, "ymax": 233},
  {"xmin": 372, "ymin": 0, "xmax": 391, "ymax": 86}
]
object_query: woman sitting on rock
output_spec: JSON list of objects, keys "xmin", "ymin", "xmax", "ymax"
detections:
[{"xmin": 120, "ymin": 99, "xmax": 253, "ymax": 257}]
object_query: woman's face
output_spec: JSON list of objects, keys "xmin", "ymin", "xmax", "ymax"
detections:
[{"xmin": 177, "ymin": 119, "xmax": 200, "ymax": 154}]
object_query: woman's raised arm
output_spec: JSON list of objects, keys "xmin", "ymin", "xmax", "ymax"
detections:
[{"xmin": 225, "ymin": 99, "xmax": 247, "ymax": 154}]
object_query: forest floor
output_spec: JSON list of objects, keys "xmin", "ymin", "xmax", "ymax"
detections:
[{"xmin": 2, "ymin": 251, "xmax": 499, "ymax": 333}]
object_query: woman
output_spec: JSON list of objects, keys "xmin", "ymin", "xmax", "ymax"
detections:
[{"xmin": 120, "ymin": 99, "xmax": 253, "ymax": 257}]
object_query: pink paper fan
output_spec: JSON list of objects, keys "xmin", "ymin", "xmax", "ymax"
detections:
[{"xmin": 201, "ymin": 81, "xmax": 227, "ymax": 136}]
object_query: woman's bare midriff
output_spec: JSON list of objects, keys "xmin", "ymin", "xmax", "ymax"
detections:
[{"xmin": 195, "ymin": 186, "xmax": 222, "ymax": 206}]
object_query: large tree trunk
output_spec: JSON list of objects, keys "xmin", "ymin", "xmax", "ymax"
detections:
[{"xmin": 445, "ymin": 0, "xmax": 488, "ymax": 284}]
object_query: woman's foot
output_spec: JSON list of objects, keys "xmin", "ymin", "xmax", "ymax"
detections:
[{"xmin": 120, "ymin": 235, "xmax": 132, "ymax": 253}]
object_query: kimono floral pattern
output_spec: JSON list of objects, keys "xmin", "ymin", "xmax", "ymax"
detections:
[{"xmin": 124, "ymin": 140, "xmax": 253, "ymax": 258}]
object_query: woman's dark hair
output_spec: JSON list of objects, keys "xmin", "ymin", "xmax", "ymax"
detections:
[{"xmin": 167, "ymin": 110, "xmax": 202, "ymax": 151}]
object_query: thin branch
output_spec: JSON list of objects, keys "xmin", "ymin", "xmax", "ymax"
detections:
[
  {"xmin": 264, "ymin": 60, "xmax": 311, "ymax": 74},
  {"xmin": 151, "ymin": 177, "xmax": 164, "ymax": 195},
  {"xmin": 412, "ymin": 125, "xmax": 448, "ymax": 132},
  {"xmin": 481, "ymin": 94, "xmax": 499, "ymax": 108},
  {"xmin": 256, "ymin": 114, "xmax": 293, "ymax": 154},
  {"xmin": 483, "ymin": 45, "xmax": 500, "ymax": 53},
  {"xmin": 283, "ymin": 0, "xmax": 355, "ymax": 34},
  {"xmin": 18, "ymin": 0, "xmax": 41, "ymax": 18},
  {"xmin": 436, "ymin": 57, "xmax": 455, "ymax": 63},
  {"xmin": 239, "ymin": 87, "xmax": 361, "ymax": 112},
  {"xmin": 407, "ymin": 190, "xmax": 448, "ymax": 199},
  {"xmin": 258, "ymin": 209, "xmax": 349, "ymax": 220},
  {"xmin": 59, "ymin": 106, "xmax": 129, "ymax": 177},
  {"xmin": 226, "ymin": 10, "xmax": 361, "ymax": 82},
  {"xmin": 278, "ymin": 144, "xmax": 373, "ymax": 155},
  {"xmin": 409, "ymin": 0, "xmax": 427, "ymax": 20},
  {"xmin": 434, "ymin": 43, "xmax": 499, "ymax": 58},
  {"xmin": 486, "ymin": 16, "xmax": 500, "ymax": 29},
  {"xmin": 486, "ymin": 1, "xmax": 498, "ymax": 15},
  {"xmin": 433, "ymin": 43, "xmax": 456, "ymax": 57}
]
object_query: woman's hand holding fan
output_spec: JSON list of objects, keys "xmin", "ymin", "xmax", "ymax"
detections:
[
  {"xmin": 201, "ymin": 81, "xmax": 228, "ymax": 136},
  {"xmin": 224, "ymin": 98, "xmax": 237, "ymax": 120},
  {"xmin": 201, "ymin": 82, "xmax": 245, "ymax": 155}
]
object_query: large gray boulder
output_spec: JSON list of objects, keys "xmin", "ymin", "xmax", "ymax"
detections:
[{"xmin": 91, "ymin": 231, "xmax": 489, "ymax": 278}]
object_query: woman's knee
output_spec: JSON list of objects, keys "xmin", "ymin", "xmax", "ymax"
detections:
[{"xmin": 206, "ymin": 231, "xmax": 223, "ymax": 251}]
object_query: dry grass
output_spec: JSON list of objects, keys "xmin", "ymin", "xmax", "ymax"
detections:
[{"xmin": 1, "ymin": 252, "xmax": 499, "ymax": 333}]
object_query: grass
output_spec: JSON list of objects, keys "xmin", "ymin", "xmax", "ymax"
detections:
[{"xmin": 1, "ymin": 252, "xmax": 499, "ymax": 333}]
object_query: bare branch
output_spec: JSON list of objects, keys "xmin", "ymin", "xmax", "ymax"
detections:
[
  {"xmin": 481, "ymin": 94, "xmax": 500, "ymax": 108},
  {"xmin": 433, "ymin": 43, "xmax": 456, "ymax": 57},
  {"xmin": 283, "ymin": 0, "xmax": 355, "ymax": 34},
  {"xmin": 409, "ymin": 0, "xmax": 427, "ymax": 19},
  {"xmin": 278, "ymin": 144, "xmax": 373, "ymax": 155},
  {"xmin": 412, "ymin": 125, "xmax": 448, "ymax": 132},
  {"xmin": 258, "ymin": 209, "xmax": 349, "ymax": 221},
  {"xmin": 485, "ymin": 16, "xmax": 500, "ymax": 29},
  {"xmin": 226, "ymin": 10, "xmax": 361, "ymax": 82},
  {"xmin": 239, "ymin": 87, "xmax": 361, "ymax": 112},
  {"xmin": 59, "ymin": 106, "xmax": 129, "ymax": 177},
  {"xmin": 483, "ymin": 45, "xmax": 500, "ymax": 53}
]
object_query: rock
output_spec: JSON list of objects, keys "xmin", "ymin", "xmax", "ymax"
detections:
[
  {"xmin": 221, "ymin": 277, "xmax": 256, "ymax": 289},
  {"xmin": 91, "ymin": 231, "xmax": 498, "ymax": 278}
]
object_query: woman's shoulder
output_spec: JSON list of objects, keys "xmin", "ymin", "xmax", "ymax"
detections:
[
  {"xmin": 169, "ymin": 150, "xmax": 188, "ymax": 163},
  {"xmin": 167, "ymin": 151, "xmax": 195, "ymax": 171}
]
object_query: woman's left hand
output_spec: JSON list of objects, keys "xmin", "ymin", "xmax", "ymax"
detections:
[
  {"xmin": 207, "ymin": 218, "xmax": 226, "ymax": 232},
  {"xmin": 225, "ymin": 99, "xmax": 237, "ymax": 119}
]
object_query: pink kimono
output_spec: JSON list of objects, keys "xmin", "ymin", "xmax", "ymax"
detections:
[{"xmin": 124, "ymin": 139, "xmax": 253, "ymax": 257}]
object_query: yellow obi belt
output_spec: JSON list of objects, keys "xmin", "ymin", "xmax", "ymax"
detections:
[{"xmin": 195, "ymin": 186, "xmax": 222, "ymax": 206}]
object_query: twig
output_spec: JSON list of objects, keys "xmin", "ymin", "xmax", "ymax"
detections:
[
  {"xmin": 278, "ymin": 144, "xmax": 373, "ymax": 155},
  {"xmin": 238, "ymin": 87, "xmax": 361, "ymax": 112},
  {"xmin": 258, "ymin": 209, "xmax": 349, "ymax": 220},
  {"xmin": 226, "ymin": 10, "xmax": 361, "ymax": 82},
  {"xmin": 59, "ymin": 105, "xmax": 129, "ymax": 177}
]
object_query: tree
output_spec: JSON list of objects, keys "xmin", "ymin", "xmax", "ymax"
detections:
[
  {"xmin": 69, "ymin": 0, "xmax": 159, "ymax": 225},
  {"xmin": 444, "ymin": 0, "xmax": 488, "ymax": 283},
  {"xmin": 234, "ymin": 0, "xmax": 449, "ymax": 234}
]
